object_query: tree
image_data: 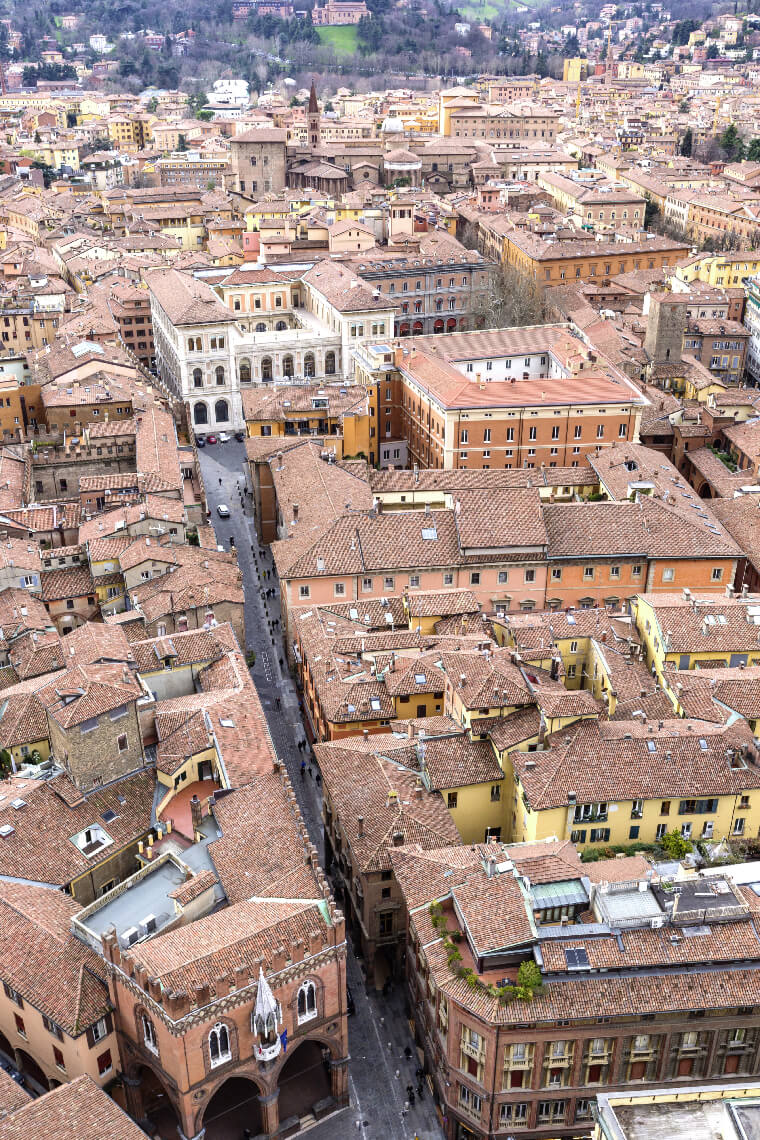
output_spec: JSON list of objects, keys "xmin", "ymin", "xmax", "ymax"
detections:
[
  {"xmin": 178, "ymin": 133, "xmax": 188, "ymax": 151},
  {"xmin": 472, "ymin": 264, "xmax": 547, "ymax": 330},
  {"xmin": 660, "ymin": 829, "xmax": 693, "ymax": 860},
  {"xmin": 720, "ymin": 123, "xmax": 746, "ymax": 161},
  {"xmin": 706, "ymin": 42, "xmax": 719, "ymax": 58},
  {"xmin": 680, "ymin": 127, "xmax": 693, "ymax": 157},
  {"xmin": 747, "ymin": 138, "xmax": 760, "ymax": 162}
]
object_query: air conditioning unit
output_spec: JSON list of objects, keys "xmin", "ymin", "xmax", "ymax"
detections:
[
  {"xmin": 139, "ymin": 914, "xmax": 157, "ymax": 937},
  {"xmin": 120, "ymin": 926, "xmax": 140, "ymax": 948}
]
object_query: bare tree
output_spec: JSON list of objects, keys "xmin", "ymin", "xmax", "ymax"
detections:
[{"xmin": 472, "ymin": 263, "xmax": 548, "ymax": 329}]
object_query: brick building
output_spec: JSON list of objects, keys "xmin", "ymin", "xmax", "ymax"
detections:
[{"xmin": 391, "ymin": 840, "xmax": 760, "ymax": 1140}]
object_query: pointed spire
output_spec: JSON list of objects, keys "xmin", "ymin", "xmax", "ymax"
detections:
[
  {"xmin": 308, "ymin": 80, "xmax": 319, "ymax": 115},
  {"xmin": 254, "ymin": 966, "xmax": 279, "ymax": 1033}
]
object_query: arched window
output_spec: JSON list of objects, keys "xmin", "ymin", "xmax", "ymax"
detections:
[
  {"xmin": 215, "ymin": 365, "xmax": 225, "ymax": 386},
  {"xmin": 283, "ymin": 355, "xmax": 294, "ymax": 378},
  {"xmin": 209, "ymin": 1023, "xmax": 231, "ymax": 1068},
  {"xmin": 275, "ymin": 320, "xmax": 287, "ymax": 331},
  {"xmin": 297, "ymin": 981, "xmax": 317, "ymax": 1024},
  {"xmin": 239, "ymin": 359, "xmax": 251, "ymax": 383},
  {"xmin": 325, "ymin": 351, "xmax": 336, "ymax": 376},
  {"xmin": 214, "ymin": 399, "xmax": 229, "ymax": 423},
  {"xmin": 142, "ymin": 1014, "xmax": 158, "ymax": 1055},
  {"xmin": 435, "ymin": 298, "xmax": 443, "ymax": 312},
  {"xmin": 262, "ymin": 357, "xmax": 273, "ymax": 381},
  {"xmin": 255, "ymin": 322, "xmax": 266, "ymax": 332},
  {"xmin": 193, "ymin": 402, "xmax": 208, "ymax": 426},
  {"xmin": 304, "ymin": 353, "xmax": 315, "ymax": 378},
  {"xmin": 192, "ymin": 367, "xmax": 203, "ymax": 389}
]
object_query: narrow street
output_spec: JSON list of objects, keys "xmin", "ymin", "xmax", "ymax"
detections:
[{"xmin": 198, "ymin": 440, "xmax": 443, "ymax": 1140}]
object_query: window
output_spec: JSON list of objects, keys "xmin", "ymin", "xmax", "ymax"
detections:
[
  {"xmin": 590, "ymin": 827, "xmax": 610, "ymax": 842},
  {"xmin": 498, "ymin": 571, "xmax": 508, "ymax": 584},
  {"xmin": 552, "ymin": 425, "xmax": 560, "ymax": 440},
  {"xmin": 299, "ymin": 585, "xmax": 310, "ymax": 599},
  {"xmin": 117, "ymin": 734, "xmax": 128, "ymax": 752},
  {"xmin": 362, "ymin": 577, "xmax": 373, "ymax": 592},
  {"xmin": 3, "ymin": 983, "xmax": 22, "ymax": 1008},
  {"xmin": 448, "ymin": 792, "xmax": 458, "ymax": 809},
  {"xmin": 629, "ymin": 825, "xmax": 640, "ymax": 839},
  {"xmin": 529, "ymin": 426, "xmax": 537, "ymax": 441},
  {"xmin": 662, "ymin": 568, "xmax": 675, "ymax": 582},
  {"xmin": 501, "ymin": 1103, "xmax": 528, "ymax": 1125},
  {"xmin": 733, "ymin": 817, "xmax": 746, "ymax": 836},
  {"xmin": 209, "ymin": 1023, "xmax": 231, "ymax": 1068},
  {"xmin": 297, "ymin": 981, "xmax": 318, "ymax": 1024},
  {"xmin": 583, "ymin": 566, "xmax": 594, "ymax": 580},
  {"xmin": 444, "ymin": 572, "xmax": 454, "ymax": 586},
  {"xmin": 470, "ymin": 572, "xmax": 480, "ymax": 585},
  {"xmin": 91, "ymin": 1017, "xmax": 108, "ymax": 1043},
  {"xmin": 483, "ymin": 429, "xmax": 491, "ymax": 443},
  {"xmin": 409, "ymin": 575, "xmax": 420, "ymax": 588},
  {"xmin": 574, "ymin": 425, "xmax": 582, "ymax": 438},
  {"xmin": 712, "ymin": 567, "xmax": 723, "ymax": 581},
  {"xmin": 142, "ymin": 1014, "xmax": 158, "ymax": 1054},
  {"xmin": 13, "ymin": 1014, "xmax": 24, "ymax": 1037},
  {"xmin": 460, "ymin": 429, "xmax": 468, "ymax": 444},
  {"xmin": 97, "ymin": 1049, "xmax": 112, "ymax": 1076},
  {"xmin": 656, "ymin": 823, "xmax": 667, "ymax": 840},
  {"xmin": 384, "ymin": 577, "xmax": 394, "ymax": 591},
  {"xmin": 379, "ymin": 912, "xmax": 393, "ymax": 936},
  {"xmin": 524, "ymin": 569, "xmax": 535, "ymax": 584},
  {"xmin": 459, "ymin": 1085, "xmax": 482, "ymax": 1117},
  {"xmin": 552, "ymin": 568, "xmax": 562, "ymax": 581},
  {"xmin": 334, "ymin": 583, "xmax": 346, "ymax": 597}
]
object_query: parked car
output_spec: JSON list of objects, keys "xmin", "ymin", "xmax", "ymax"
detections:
[
  {"xmin": 195, "ymin": 435, "xmax": 206, "ymax": 448},
  {"xmin": 206, "ymin": 434, "xmax": 218, "ymax": 444},
  {"xmin": 235, "ymin": 430, "xmax": 246, "ymax": 442},
  {"xmin": 217, "ymin": 504, "xmax": 231, "ymax": 518},
  {"xmin": 218, "ymin": 431, "xmax": 230, "ymax": 442}
]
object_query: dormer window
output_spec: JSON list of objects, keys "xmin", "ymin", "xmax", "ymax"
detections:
[{"xmin": 71, "ymin": 825, "xmax": 113, "ymax": 857}]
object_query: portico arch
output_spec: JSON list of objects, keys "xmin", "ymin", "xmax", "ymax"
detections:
[
  {"xmin": 201, "ymin": 1075, "xmax": 264, "ymax": 1140},
  {"xmin": 276, "ymin": 1039, "xmax": 333, "ymax": 1123}
]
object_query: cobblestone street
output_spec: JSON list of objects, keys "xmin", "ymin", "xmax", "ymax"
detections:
[{"xmin": 198, "ymin": 440, "xmax": 443, "ymax": 1140}]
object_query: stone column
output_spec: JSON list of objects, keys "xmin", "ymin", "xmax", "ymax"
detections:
[
  {"xmin": 258, "ymin": 1088, "xmax": 280, "ymax": 1137},
  {"xmin": 329, "ymin": 1055, "xmax": 350, "ymax": 1106},
  {"xmin": 121, "ymin": 1073, "xmax": 145, "ymax": 1124}
]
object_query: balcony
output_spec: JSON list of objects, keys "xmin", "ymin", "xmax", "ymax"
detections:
[{"xmin": 254, "ymin": 1038, "xmax": 282, "ymax": 1063}]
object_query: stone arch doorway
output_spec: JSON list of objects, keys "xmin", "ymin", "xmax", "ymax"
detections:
[
  {"xmin": 277, "ymin": 1040, "xmax": 332, "ymax": 1125},
  {"xmin": 15, "ymin": 1049, "xmax": 47, "ymax": 1092},
  {"xmin": 201, "ymin": 1076, "xmax": 263, "ymax": 1140},
  {"xmin": 698, "ymin": 483, "xmax": 714, "ymax": 498},
  {"xmin": 132, "ymin": 1064, "xmax": 180, "ymax": 1138}
]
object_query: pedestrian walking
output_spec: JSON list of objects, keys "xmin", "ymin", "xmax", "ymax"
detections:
[
  {"xmin": 218, "ymin": 477, "xmax": 222, "ymax": 486},
  {"xmin": 300, "ymin": 760, "xmax": 306, "ymax": 779},
  {"xmin": 406, "ymin": 1084, "xmax": 413, "ymax": 1101},
  {"xmin": 404, "ymin": 1047, "xmax": 413, "ymax": 1061}
]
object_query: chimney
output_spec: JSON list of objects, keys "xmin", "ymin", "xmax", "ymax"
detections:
[
  {"xmin": 358, "ymin": 815, "xmax": 364, "ymax": 837},
  {"xmin": 292, "ymin": 502, "xmax": 299, "ymax": 521},
  {"xmin": 392, "ymin": 828, "xmax": 404, "ymax": 846}
]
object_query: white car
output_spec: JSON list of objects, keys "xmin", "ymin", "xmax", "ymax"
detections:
[
  {"xmin": 218, "ymin": 431, "xmax": 231, "ymax": 442},
  {"xmin": 217, "ymin": 504, "xmax": 231, "ymax": 518}
]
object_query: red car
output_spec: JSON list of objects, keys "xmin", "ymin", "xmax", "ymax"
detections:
[{"xmin": 206, "ymin": 434, "xmax": 218, "ymax": 444}]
